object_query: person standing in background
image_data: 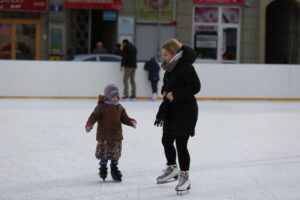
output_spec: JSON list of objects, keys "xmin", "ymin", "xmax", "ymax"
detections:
[
  {"xmin": 144, "ymin": 57, "xmax": 160, "ymax": 100},
  {"xmin": 121, "ymin": 39, "xmax": 137, "ymax": 99},
  {"xmin": 93, "ymin": 41, "xmax": 107, "ymax": 54}
]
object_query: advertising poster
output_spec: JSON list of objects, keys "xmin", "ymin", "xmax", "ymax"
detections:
[{"xmin": 49, "ymin": 23, "xmax": 64, "ymax": 55}]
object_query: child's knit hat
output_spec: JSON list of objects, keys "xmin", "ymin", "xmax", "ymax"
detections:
[{"xmin": 104, "ymin": 84, "xmax": 119, "ymax": 99}]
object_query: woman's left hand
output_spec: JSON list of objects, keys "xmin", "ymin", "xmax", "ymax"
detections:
[{"xmin": 166, "ymin": 92, "xmax": 174, "ymax": 102}]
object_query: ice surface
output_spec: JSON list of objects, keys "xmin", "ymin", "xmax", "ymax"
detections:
[{"xmin": 0, "ymin": 99, "xmax": 300, "ymax": 200}]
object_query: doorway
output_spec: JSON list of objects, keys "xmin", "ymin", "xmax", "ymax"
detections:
[
  {"xmin": 70, "ymin": 10, "xmax": 118, "ymax": 54},
  {"xmin": 0, "ymin": 19, "xmax": 40, "ymax": 60},
  {"xmin": 265, "ymin": 0, "xmax": 300, "ymax": 64},
  {"xmin": 91, "ymin": 10, "xmax": 118, "ymax": 53}
]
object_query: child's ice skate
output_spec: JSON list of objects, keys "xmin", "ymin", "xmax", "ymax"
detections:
[
  {"xmin": 111, "ymin": 164, "xmax": 122, "ymax": 182},
  {"xmin": 175, "ymin": 171, "xmax": 191, "ymax": 194},
  {"xmin": 99, "ymin": 165, "xmax": 108, "ymax": 181},
  {"xmin": 157, "ymin": 164, "xmax": 179, "ymax": 184}
]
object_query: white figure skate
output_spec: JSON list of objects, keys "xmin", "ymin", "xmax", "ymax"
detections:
[
  {"xmin": 157, "ymin": 164, "xmax": 179, "ymax": 184},
  {"xmin": 175, "ymin": 171, "xmax": 191, "ymax": 194}
]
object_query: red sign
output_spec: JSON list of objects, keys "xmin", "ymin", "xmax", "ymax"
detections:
[
  {"xmin": 0, "ymin": 0, "xmax": 47, "ymax": 12},
  {"xmin": 65, "ymin": 0, "xmax": 121, "ymax": 10},
  {"xmin": 192, "ymin": 0, "xmax": 244, "ymax": 5}
]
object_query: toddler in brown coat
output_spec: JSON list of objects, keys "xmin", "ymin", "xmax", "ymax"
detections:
[{"xmin": 85, "ymin": 84, "xmax": 136, "ymax": 181}]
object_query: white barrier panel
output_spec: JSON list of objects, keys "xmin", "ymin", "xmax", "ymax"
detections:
[{"xmin": 0, "ymin": 60, "xmax": 299, "ymax": 99}]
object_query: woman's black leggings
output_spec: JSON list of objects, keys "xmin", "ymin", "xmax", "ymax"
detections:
[{"xmin": 162, "ymin": 133, "xmax": 190, "ymax": 171}]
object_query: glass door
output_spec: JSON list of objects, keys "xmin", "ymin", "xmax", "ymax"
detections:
[
  {"xmin": 0, "ymin": 24, "xmax": 12, "ymax": 59},
  {"xmin": 220, "ymin": 7, "xmax": 240, "ymax": 62},
  {"xmin": 0, "ymin": 20, "xmax": 40, "ymax": 60},
  {"xmin": 222, "ymin": 27, "xmax": 238, "ymax": 61}
]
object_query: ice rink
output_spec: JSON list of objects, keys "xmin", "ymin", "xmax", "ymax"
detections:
[{"xmin": 0, "ymin": 99, "xmax": 300, "ymax": 200}]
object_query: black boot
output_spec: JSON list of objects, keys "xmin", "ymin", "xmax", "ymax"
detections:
[
  {"xmin": 99, "ymin": 165, "xmax": 108, "ymax": 181},
  {"xmin": 111, "ymin": 164, "xmax": 122, "ymax": 182}
]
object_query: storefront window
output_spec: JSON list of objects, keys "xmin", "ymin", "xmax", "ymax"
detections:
[
  {"xmin": 195, "ymin": 7, "xmax": 218, "ymax": 23},
  {"xmin": 16, "ymin": 24, "xmax": 36, "ymax": 60},
  {"xmin": 222, "ymin": 8, "xmax": 240, "ymax": 24},
  {"xmin": 193, "ymin": 6, "xmax": 240, "ymax": 62},
  {"xmin": 195, "ymin": 26, "xmax": 218, "ymax": 59}
]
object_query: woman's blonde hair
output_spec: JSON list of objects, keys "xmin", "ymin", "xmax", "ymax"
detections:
[{"xmin": 161, "ymin": 38, "xmax": 182, "ymax": 55}]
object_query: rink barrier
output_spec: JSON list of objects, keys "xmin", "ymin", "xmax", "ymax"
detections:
[
  {"xmin": 1, "ymin": 96, "xmax": 300, "ymax": 101},
  {"xmin": 0, "ymin": 60, "xmax": 299, "ymax": 100}
]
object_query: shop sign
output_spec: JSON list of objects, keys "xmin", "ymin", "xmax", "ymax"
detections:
[
  {"xmin": 192, "ymin": 0, "xmax": 244, "ymax": 5},
  {"xmin": 103, "ymin": 11, "xmax": 117, "ymax": 21},
  {"xmin": 118, "ymin": 16, "xmax": 134, "ymax": 35},
  {"xmin": 65, "ymin": 0, "xmax": 121, "ymax": 10},
  {"xmin": 0, "ymin": 0, "xmax": 47, "ymax": 12}
]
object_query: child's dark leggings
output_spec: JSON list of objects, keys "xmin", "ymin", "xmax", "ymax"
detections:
[
  {"xmin": 162, "ymin": 133, "xmax": 190, "ymax": 171},
  {"xmin": 99, "ymin": 160, "xmax": 118, "ymax": 166}
]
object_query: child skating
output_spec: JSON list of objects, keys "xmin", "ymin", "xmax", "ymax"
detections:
[{"xmin": 85, "ymin": 84, "xmax": 137, "ymax": 182}]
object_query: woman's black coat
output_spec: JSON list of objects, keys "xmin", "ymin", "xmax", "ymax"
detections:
[{"xmin": 160, "ymin": 46, "xmax": 201, "ymax": 137}]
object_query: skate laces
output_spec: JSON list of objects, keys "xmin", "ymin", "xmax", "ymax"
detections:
[{"xmin": 178, "ymin": 171, "xmax": 189, "ymax": 186}]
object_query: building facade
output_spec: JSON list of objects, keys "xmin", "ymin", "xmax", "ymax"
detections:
[{"xmin": 0, "ymin": 0, "xmax": 299, "ymax": 63}]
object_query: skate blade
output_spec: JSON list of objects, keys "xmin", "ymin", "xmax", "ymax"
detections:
[
  {"xmin": 111, "ymin": 175, "xmax": 122, "ymax": 182},
  {"xmin": 176, "ymin": 186, "xmax": 191, "ymax": 194},
  {"xmin": 157, "ymin": 178, "xmax": 179, "ymax": 184}
]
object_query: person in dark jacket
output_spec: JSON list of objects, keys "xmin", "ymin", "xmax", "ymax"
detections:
[
  {"xmin": 121, "ymin": 39, "xmax": 137, "ymax": 99},
  {"xmin": 154, "ymin": 39, "xmax": 201, "ymax": 192},
  {"xmin": 144, "ymin": 57, "xmax": 160, "ymax": 100}
]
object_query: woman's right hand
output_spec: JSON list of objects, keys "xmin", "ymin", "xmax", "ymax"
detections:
[{"xmin": 166, "ymin": 92, "xmax": 174, "ymax": 102}]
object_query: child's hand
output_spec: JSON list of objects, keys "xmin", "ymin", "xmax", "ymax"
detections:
[
  {"xmin": 131, "ymin": 120, "xmax": 137, "ymax": 129},
  {"xmin": 85, "ymin": 125, "xmax": 93, "ymax": 133}
]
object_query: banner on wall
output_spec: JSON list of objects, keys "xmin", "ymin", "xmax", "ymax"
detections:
[
  {"xmin": 192, "ymin": 0, "xmax": 244, "ymax": 5},
  {"xmin": 65, "ymin": 0, "xmax": 121, "ymax": 10},
  {"xmin": 136, "ymin": 0, "xmax": 174, "ymax": 22},
  {"xmin": 0, "ymin": 0, "xmax": 47, "ymax": 12}
]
